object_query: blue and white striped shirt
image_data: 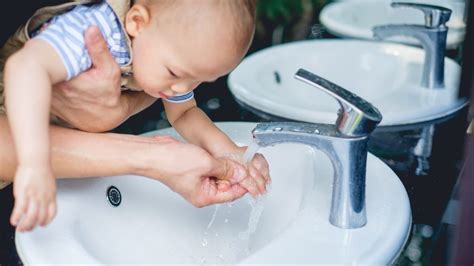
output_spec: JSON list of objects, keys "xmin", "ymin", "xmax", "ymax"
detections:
[{"xmin": 34, "ymin": 1, "xmax": 194, "ymax": 103}]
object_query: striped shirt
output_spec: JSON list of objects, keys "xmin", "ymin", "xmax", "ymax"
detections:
[{"xmin": 33, "ymin": 1, "xmax": 194, "ymax": 103}]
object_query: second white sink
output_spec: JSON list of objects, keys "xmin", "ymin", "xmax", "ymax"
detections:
[
  {"xmin": 228, "ymin": 40, "xmax": 467, "ymax": 127},
  {"xmin": 319, "ymin": 0, "xmax": 466, "ymax": 49}
]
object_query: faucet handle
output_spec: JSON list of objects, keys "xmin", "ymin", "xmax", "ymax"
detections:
[
  {"xmin": 391, "ymin": 2, "xmax": 452, "ymax": 28},
  {"xmin": 294, "ymin": 69, "xmax": 382, "ymax": 137}
]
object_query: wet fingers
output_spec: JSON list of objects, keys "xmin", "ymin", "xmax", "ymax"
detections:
[{"xmin": 249, "ymin": 166, "xmax": 267, "ymax": 194}]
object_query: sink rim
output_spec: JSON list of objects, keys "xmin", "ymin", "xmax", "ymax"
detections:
[
  {"xmin": 15, "ymin": 122, "xmax": 412, "ymax": 264},
  {"xmin": 233, "ymin": 95, "xmax": 468, "ymax": 132},
  {"xmin": 227, "ymin": 39, "xmax": 468, "ymax": 128}
]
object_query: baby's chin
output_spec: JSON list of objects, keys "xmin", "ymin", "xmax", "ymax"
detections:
[
  {"xmin": 132, "ymin": 76, "xmax": 162, "ymax": 98},
  {"xmin": 143, "ymin": 90, "xmax": 164, "ymax": 99}
]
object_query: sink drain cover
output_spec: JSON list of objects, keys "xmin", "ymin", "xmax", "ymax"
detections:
[{"xmin": 106, "ymin": 186, "xmax": 121, "ymax": 207}]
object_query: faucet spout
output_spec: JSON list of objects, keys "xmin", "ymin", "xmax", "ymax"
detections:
[{"xmin": 253, "ymin": 122, "xmax": 369, "ymax": 229}]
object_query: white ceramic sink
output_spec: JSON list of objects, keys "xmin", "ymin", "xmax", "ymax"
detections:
[
  {"xmin": 16, "ymin": 122, "xmax": 411, "ymax": 264},
  {"xmin": 320, "ymin": 0, "xmax": 466, "ymax": 49},
  {"xmin": 228, "ymin": 40, "xmax": 467, "ymax": 127}
]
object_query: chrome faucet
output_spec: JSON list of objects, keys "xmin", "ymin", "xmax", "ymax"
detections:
[
  {"xmin": 251, "ymin": 69, "xmax": 383, "ymax": 229},
  {"xmin": 372, "ymin": 2, "xmax": 452, "ymax": 89}
]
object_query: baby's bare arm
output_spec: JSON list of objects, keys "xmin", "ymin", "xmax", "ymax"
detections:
[
  {"xmin": 163, "ymin": 99, "xmax": 239, "ymax": 157},
  {"xmin": 4, "ymin": 39, "xmax": 67, "ymax": 231},
  {"xmin": 5, "ymin": 39, "xmax": 67, "ymax": 166}
]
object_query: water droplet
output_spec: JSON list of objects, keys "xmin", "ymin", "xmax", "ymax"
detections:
[
  {"xmin": 201, "ymin": 238, "xmax": 208, "ymax": 247},
  {"xmin": 224, "ymin": 218, "xmax": 229, "ymax": 223},
  {"xmin": 206, "ymin": 205, "xmax": 220, "ymax": 229}
]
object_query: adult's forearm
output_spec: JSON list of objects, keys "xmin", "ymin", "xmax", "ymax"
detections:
[{"xmin": 0, "ymin": 115, "xmax": 144, "ymax": 181}]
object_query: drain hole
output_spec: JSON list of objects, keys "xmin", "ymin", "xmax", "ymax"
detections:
[
  {"xmin": 107, "ymin": 186, "xmax": 121, "ymax": 207},
  {"xmin": 274, "ymin": 71, "xmax": 281, "ymax": 84}
]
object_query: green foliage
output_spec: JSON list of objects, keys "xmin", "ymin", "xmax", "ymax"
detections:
[{"xmin": 257, "ymin": 0, "xmax": 326, "ymax": 25}]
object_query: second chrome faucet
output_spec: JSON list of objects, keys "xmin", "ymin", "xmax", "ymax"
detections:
[{"xmin": 373, "ymin": 2, "xmax": 452, "ymax": 89}]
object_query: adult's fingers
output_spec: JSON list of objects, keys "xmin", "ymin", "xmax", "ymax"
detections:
[
  {"xmin": 84, "ymin": 26, "xmax": 115, "ymax": 70},
  {"xmin": 209, "ymin": 158, "xmax": 247, "ymax": 183},
  {"xmin": 210, "ymin": 184, "xmax": 247, "ymax": 204},
  {"xmin": 216, "ymin": 180, "xmax": 231, "ymax": 192}
]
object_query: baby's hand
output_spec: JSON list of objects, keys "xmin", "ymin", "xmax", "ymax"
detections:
[
  {"xmin": 11, "ymin": 165, "xmax": 57, "ymax": 232},
  {"xmin": 221, "ymin": 147, "xmax": 271, "ymax": 198}
]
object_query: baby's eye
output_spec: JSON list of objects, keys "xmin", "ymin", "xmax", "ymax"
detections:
[{"xmin": 167, "ymin": 68, "xmax": 178, "ymax": 78}]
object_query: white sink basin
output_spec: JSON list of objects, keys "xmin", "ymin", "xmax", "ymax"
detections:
[
  {"xmin": 228, "ymin": 40, "xmax": 467, "ymax": 127},
  {"xmin": 16, "ymin": 122, "xmax": 411, "ymax": 264},
  {"xmin": 320, "ymin": 0, "xmax": 466, "ymax": 49}
]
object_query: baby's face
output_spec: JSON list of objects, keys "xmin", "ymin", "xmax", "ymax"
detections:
[{"xmin": 129, "ymin": 12, "xmax": 248, "ymax": 99}]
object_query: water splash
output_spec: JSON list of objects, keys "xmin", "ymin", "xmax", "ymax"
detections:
[
  {"xmin": 201, "ymin": 205, "xmax": 220, "ymax": 249},
  {"xmin": 206, "ymin": 205, "xmax": 220, "ymax": 230},
  {"xmin": 201, "ymin": 238, "xmax": 208, "ymax": 247},
  {"xmin": 190, "ymin": 141, "xmax": 269, "ymax": 264},
  {"xmin": 237, "ymin": 195, "xmax": 268, "ymax": 257}
]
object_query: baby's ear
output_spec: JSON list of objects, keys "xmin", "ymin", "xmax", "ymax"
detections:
[{"xmin": 125, "ymin": 4, "xmax": 150, "ymax": 37}]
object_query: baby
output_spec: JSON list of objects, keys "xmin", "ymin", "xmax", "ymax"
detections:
[{"xmin": 4, "ymin": 0, "xmax": 270, "ymax": 231}]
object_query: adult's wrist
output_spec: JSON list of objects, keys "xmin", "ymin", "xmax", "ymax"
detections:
[{"xmin": 127, "ymin": 137, "xmax": 167, "ymax": 180}]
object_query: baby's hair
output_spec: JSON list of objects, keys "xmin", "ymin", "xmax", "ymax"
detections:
[{"xmin": 136, "ymin": 0, "xmax": 257, "ymax": 50}]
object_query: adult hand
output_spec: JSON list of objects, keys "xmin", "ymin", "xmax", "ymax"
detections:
[
  {"xmin": 137, "ymin": 136, "xmax": 249, "ymax": 207},
  {"xmin": 50, "ymin": 26, "xmax": 148, "ymax": 132}
]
